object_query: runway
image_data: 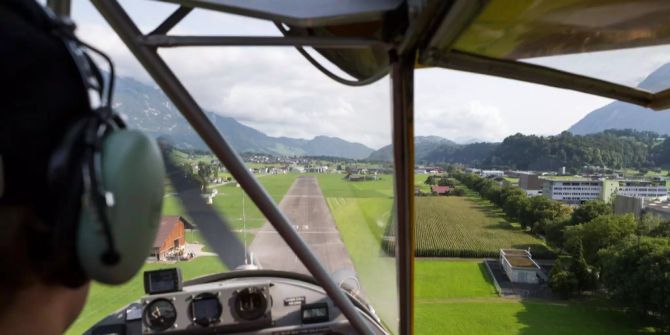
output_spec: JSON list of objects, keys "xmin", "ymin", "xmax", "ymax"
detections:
[{"xmin": 249, "ymin": 176, "xmax": 358, "ymax": 284}]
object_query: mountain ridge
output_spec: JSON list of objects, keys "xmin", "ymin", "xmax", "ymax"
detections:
[
  {"xmin": 113, "ymin": 76, "xmax": 374, "ymax": 159},
  {"xmin": 569, "ymin": 62, "xmax": 670, "ymax": 135}
]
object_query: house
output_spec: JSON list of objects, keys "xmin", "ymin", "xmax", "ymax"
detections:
[
  {"xmin": 151, "ymin": 216, "xmax": 186, "ymax": 261},
  {"xmin": 499, "ymin": 249, "xmax": 544, "ymax": 284},
  {"xmin": 431, "ymin": 185, "xmax": 450, "ymax": 195}
]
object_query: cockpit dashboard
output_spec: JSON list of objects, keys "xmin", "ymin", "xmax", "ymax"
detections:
[{"xmin": 85, "ymin": 270, "xmax": 387, "ymax": 335}]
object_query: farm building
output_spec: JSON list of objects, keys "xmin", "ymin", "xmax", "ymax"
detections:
[
  {"xmin": 499, "ymin": 249, "xmax": 543, "ymax": 284},
  {"xmin": 151, "ymin": 216, "xmax": 186, "ymax": 261},
  {"xmin": 431, "ymin": 185, "xmax": 450, "ymax": 195}
]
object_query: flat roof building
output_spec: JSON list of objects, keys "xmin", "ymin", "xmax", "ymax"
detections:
[
  {"xmin": 499, "ymin": 249, "xmax": 544, "ymax": 284},
  {"xmin": 543, "ymin": 179, "xmax": 667, "ymax": 205}
]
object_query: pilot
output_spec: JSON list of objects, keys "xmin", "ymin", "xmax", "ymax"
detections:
[{"xmin": 0, "ymin": 1, "xmax": 96, "ymax": 334}]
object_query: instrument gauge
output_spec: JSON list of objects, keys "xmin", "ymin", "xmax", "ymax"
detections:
[
  {"xmin": 143, "ymin": 299, "xmax": 177, "ymax": 331},
  {"xmin": 190, "ymin": 293, "xmax": 222, "ymax": 327},
  {"xmin": 234, "ymin": 287, "xmax": 268, "ymax": 321}
]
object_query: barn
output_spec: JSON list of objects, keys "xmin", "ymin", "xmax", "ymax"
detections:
[
  {"xmin": 499, "ymin": 249, "xmax": 543, "ymax": 284},
  {"xmin": 150, "ymin": 216, "xmax": 186, "ymax": 261}
]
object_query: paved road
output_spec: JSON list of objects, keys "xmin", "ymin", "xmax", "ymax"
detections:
[{"xmin": 249, "ymin": 176, "xmax": 358, "ymax": 283}]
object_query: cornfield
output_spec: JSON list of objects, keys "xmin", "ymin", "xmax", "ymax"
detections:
[{"xmin": 384, "ymin": 196, "xmax": 554, "ymax": 259}]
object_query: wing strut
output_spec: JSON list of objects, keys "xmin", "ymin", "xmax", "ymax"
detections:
[
  {"xmin": 390, "ymin": 50, "xmax": 415, "ymax": 335},
  {"xmin": 90, "ymin": 1, "xmax": 373, "ymax": 333}
]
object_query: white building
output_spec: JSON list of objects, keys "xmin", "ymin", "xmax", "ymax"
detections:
[
  {"xmin": 544, "ymin": 179, "xmax": 668, "ymax": 205},
  {"xmin": 617, "ymin": 180, "xmax": 668, "ymax": 199},
  {"xmin": 499, "ymin": 249, "xmax": 544, "ymax": 284},
  {"xmin": 481, "ymin": 170, "xmax": 504, "ymax": 178},
  {"xmin": 542, "ymin": 179, "xmax": 607, "ymax": 204}
]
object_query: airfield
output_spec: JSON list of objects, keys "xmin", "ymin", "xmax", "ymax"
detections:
[{"xmin": 67, "ymin": 172, "xmax": 649, "ymax": 335}]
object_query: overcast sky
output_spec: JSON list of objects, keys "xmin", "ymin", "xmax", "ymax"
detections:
[{"xmin": 68, "ymin": 1, "xmax": 670, "ymax": 149}]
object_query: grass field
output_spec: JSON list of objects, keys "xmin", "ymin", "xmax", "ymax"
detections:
[
  {"xmin": 163, "ymin": 173, "xmax": 298, "ymax": 231},
  {"xmin": 66, "ymin": 257, "xmax": 226, "ymax": 334},
  {"xmin": 317, "ymin": 174, "xmax": 399, "ymax": 328},
  {"xmin": 414, "ymin": 260, "xmax": 649, "ymax": 335},
  {"xmin": 414, "ymin": 197, "xmax": 553, "ymax": 258},
  {"xmin": 415, "ymin": 260, "xmax": 497, "ymax": 300}
]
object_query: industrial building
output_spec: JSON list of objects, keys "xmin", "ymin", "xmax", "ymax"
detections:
[
  {"xmin": 543, "ymin": 179, "xmax": 668, "ymax": 205},
  {"xmin": 517, "ymin": 172, "xmax": 543, "ymax": 196}
]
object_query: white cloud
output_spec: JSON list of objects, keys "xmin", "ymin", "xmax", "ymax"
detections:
[
  {"xmin": 416, "ymin": 100, "xmax": 509, "ymax": 143},
  {"xmin": 72, "ymin": 0, "xmax": 670, "ymax": 150}
]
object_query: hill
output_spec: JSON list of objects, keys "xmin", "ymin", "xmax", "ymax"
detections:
[
  {"xmin": 484, "ymin": 130, "xmax": 667, "ymax": 171},
  {"xmin": 114, "ymin": 76, "xmax": 374, "ymax": 159},
  {"xmin": 569, "ymin": 63, "xmax": 670, "ymax": 135},
  {"xmin": 367, "ymin": 136, "xmax": 458, "ymax": 162}
]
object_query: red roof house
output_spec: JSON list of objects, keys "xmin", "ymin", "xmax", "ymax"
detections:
[{"xmin": 431, "ymin": 185, "xmax": 450, "ymax": 195}]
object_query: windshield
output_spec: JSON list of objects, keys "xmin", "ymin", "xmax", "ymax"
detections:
[
  {"xmin": 66, "ymin": 2, "xmax": 398, "ymax": 334},
  {"xmin": 65, "ymin": 1, "xmax": 669, "ymax": 335}
]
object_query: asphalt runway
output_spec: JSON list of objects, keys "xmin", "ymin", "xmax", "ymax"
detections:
[{"xmin": 249, "ymin": 176, "xmax": 358, "ymax": 283}]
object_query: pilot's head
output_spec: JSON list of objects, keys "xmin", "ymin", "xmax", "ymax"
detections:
[
  {"xmin": 1, "ymin": 2, "xmax": 166, "ymax": 332},
  {"xmin": 0, "ymin": 0, "xmax": 93, "ymax": 332}
]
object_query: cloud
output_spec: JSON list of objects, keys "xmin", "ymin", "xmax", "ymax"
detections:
[
  {"xmin": 416, "ymin": 100, "xmax": 510, "ymax": 143},
  {"xmin": 73, "ymin": 0, "xmax": 649, "ymax": 150}
]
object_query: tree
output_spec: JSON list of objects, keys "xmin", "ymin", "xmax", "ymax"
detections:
[
  {"xmin": 520, "ymin": 196, "xmax": 570, "ymax": 233},
  {"xmin": 599, "ymin": 237, "xmax": 670, "ymax": 330},
  {"xmin": 451, "ymin": 188, "xmax": 465, "ymax": 196},
  {"xmin": 544, "ymin": 219, "xmax": 570, "ymax": 248},
  {"xmin": 549, "ymin": 256, "xmax": 579, "ymax": 298},
  {"xmin": 563, "ymin": 214, "xmax": 637, "ymax": 264},
  {"xmin": 570, "ymin": 240, "xmax": 598, "ymax": 292},
  {"xmin": 650, "ymin": 220, "xmax": 670, "ymax": 237},
  {"xmin": 638, "ymin": 212, "xmax": 662, "ymax": 236},
  {"xmin": 571, "ymin": 200, "xmax": 612, "ymax": 225}
]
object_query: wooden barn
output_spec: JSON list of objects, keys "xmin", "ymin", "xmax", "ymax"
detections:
[{"xmin": 151, "ymin": 216, "xmax": 186, "ymax": 261}]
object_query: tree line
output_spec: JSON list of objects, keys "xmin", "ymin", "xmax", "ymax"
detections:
[
  {"xmin": 453, "ymin": 171, "xmax": 670, "ymax": 330},
  {"xmin": 425, "ymin": 129, "xmax": 670, "ymax": 172}
]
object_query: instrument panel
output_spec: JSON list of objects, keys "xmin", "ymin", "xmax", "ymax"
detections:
[
  {"xmin": 141, "ymin": 281, "xmax": 273, "ymax": 333},
  {"xmin": 86, "ymin": 270, "xmax": 387, "ymax": 335}
]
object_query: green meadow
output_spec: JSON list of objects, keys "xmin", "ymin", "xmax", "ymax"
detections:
[
  {"xmin": 162, "ymin": 173, "xmax": 298, "ymax": 231},
  {"xmin": 414, "ymin": 260, "xmax": 648, "ymax": 335}
]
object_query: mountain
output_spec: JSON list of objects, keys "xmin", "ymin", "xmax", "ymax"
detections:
[
  {"xmin": 366, "ymin": 136, "xmax": 458, "ymax": 162},
  {"xmin": 113, "ymin": 76, "xmax": 374, "ymax": 159},
  {"xmin": 569, "ymin": 63, "xmax": 670, "ymax": 135}
]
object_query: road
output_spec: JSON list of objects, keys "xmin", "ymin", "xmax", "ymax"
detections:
[{"xmin": 249, "ymin": 176, "xmax": 358, "ymax": 284}]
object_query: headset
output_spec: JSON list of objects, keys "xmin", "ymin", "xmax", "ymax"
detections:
[{"xmin": 38, "ymin": 6, "xmax": 166, "ymax": 287}]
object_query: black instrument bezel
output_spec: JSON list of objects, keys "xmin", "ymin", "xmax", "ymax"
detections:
[
  {"xmin": 189, "ymin": 292, "xmax": 223, "ymax": 327},
  {"xmin": 143, "ymin": 298, "xmax": 177, "ymax": 331}
]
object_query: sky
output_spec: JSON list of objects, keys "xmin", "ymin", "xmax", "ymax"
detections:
[{"xmin": 66, "ymin": 1, "xmax": 670, "ymax": 149}]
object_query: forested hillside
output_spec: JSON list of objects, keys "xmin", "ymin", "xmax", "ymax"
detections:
[
  {"xmin": 419, "ymin": 129, "xmax": 669, "ymax": 171},
  {"xmin": 484, "ymin": 130, "xmax": 665, "ymax": 171}
]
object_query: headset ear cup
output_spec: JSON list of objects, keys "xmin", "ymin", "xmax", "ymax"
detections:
[{"xmin": 77, "ymin": 129, "xmax": 165, "ymax": 284}]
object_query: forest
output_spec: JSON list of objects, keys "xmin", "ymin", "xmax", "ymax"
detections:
[{"xmin": 425, "ymin": 129, "xmax": 670, "ymax": 171}]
